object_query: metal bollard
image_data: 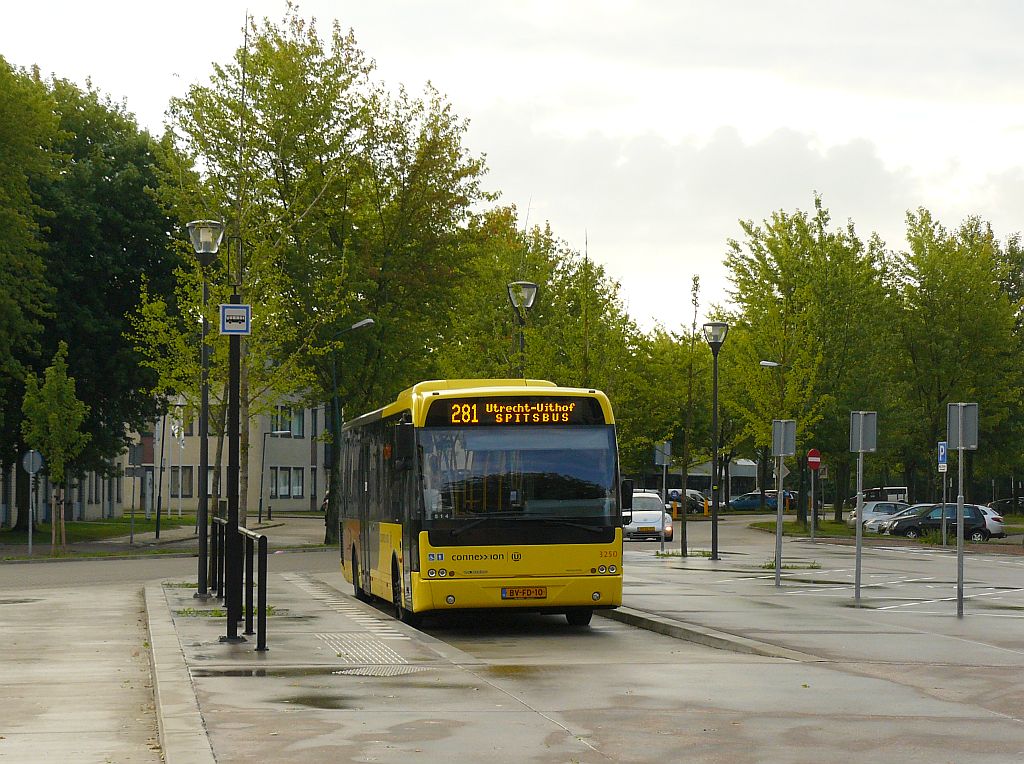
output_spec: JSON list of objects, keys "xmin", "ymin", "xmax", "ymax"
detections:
[
  {"xmin": 244, "ymin": 535, "xmax": 255, "ymax": 635},
  {"xmin": 256, "ymin": 535, "xmax": 268, "ymax": 652}
]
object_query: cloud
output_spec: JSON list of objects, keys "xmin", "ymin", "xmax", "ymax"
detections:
[{"xmin": 469, "ymin": 110, "xmax": 919, "ymax": 327}]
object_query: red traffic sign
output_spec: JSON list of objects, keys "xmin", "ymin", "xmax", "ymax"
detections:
[{"xmin": 807, "ymin": 448, "xmax": 821, "ymax": 471}]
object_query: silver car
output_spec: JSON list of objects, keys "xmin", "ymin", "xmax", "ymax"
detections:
[
  {"xmin": 981, "ymin": 506, "xmax": 1006, "ymax": 538},
  {"xmin": 846, "ymin": 501, "xmax": 909, "ymax": 528}
]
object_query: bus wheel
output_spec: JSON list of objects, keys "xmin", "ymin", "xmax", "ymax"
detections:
[
  {"xmin": 565, "ymin": 608, "xmax": 593, "ymax": 626},
  {"xmin": 352, "ymin": 549, "xmax": 368, "ymax": 601},
  {"xmin": 392, "ymin": 561, "xmax": 421, "ymax": 627}
]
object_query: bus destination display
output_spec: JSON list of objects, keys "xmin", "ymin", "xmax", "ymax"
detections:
[{"xmin": 425, "ymin": 396, "xmax": 605, "ymax": 427}]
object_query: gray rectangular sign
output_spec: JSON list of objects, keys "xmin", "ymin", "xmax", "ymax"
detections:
[
  {"xmin": 947, "ymin": 402, "xmax": 978, "ymax": 450},
  {"xmin": 654, "ymin": 441, "xmax": 671, "ymax": 466},
  {"xmin": 772, "ymin": 419, "xmax": 796, "ymax": 456},
  {"xmin": 849, "ymin": 411, "xmax": 877, "ymax": 453}
]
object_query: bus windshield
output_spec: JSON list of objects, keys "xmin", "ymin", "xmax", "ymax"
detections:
[{"xmin": 419, "ymin": 426, "xmax": 617, "ymax": 524}]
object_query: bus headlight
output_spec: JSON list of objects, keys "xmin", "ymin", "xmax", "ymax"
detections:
[
  {"xmin": 438, "ymin": 569, "xmax": 447, "ymax": 577},
  {"xmin": 609, "ymin": 565, "xmax": 617, "ymax": 574},
  {"xmin": 598, "ymin": 565, "xmax": 607, "ymax": 574},
  {"xmin": 446, "ymin": 595, "xmax": 456, "ymax": 605},
  {"xmin": 592, "ymin": 592, "xmax": 601, "ymax": 601},
  {"xmin": 428, "ymin": 569, "xmax": 437, "ymax": 577}
]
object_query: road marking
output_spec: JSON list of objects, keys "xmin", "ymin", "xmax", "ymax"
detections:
[{"xmin": 878, "ymin": 587, "xmax": 1024, "ymax": 610}]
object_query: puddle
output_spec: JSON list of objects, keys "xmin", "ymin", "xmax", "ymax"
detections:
[
  {"xmin": 486, "ymin": 665, "xmax": 540, "ymax": 678},
  {"xmin": 0, "ymin": 599, "xmax": 38, "ymax": 605},
  {"xmin": 276, "ymin": 694, "xmax": 352, "ymax": 709}
]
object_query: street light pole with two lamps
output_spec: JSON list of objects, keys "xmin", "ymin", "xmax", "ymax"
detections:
[
  {"xmin": 185, "ymin": 219, "xmax": 225, "ymax": 600},
  {"xmin": 703, "ymin": 321, "xmax": 729, "ymax": 561},
  {"xmin": 507, "ymin": 281, "xmax": 538, "ymax": 378},
  {"xmin": 326, "ymin": 318, "xmax": 376, "ymax": 545}
]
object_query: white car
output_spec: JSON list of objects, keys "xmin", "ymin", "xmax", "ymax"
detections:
[
  {"xmin": 625, "ymin": 492, "xmax": 673, "ymax": 541},
  {"xmin": 980, "ymin": 506, "xmax": 1006, "ymax": 538},
  {"xmin": 846, "ymin": 501, "xmax": 910, "ymax": 528}
]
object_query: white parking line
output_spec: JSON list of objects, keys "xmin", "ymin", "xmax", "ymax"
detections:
[{"xmin": 878, "ymin": 587, "xmax": 1024, "ymax": 610}]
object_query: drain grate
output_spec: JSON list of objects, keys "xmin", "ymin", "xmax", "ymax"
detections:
[{"xmin": 333, "ymin": 665, "xmax": 431, "ymax": 677}]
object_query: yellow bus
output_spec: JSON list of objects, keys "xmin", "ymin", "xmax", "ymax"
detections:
[{"xmin": 339, "ymin": 379, "xmax": 630, "ymax": 626}]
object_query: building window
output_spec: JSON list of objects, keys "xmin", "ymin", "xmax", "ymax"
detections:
[
  {"xmin": 271, "ymin": 405, "xmax": 305, "ymax": 438},
  {"xmin": 171, "ymin": 466, "xmax": 194, "ymax": 498},
  {"xmin": 269, "ymin": 467, "xmax": 278, "ymax": 499},
  {"xmin": 311, "ymin": 466, "xmax": 317, "ymax": 499},
  {"xmin": 292, "ymin": 468, "xmax": 304, "ymax": 498},
  {"xmin": 276, "ymin": 467, "xmax": 291, "ymax": 500}
]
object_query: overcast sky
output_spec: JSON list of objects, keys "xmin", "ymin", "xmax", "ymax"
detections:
[{"xmin": 5, "ymin": 1, "xmax": 1023, "ymax": 329}]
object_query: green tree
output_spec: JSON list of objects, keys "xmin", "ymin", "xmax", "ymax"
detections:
[
  {"xmin": 890, "ymin": 211, "xmax": 1021, "ymax": 502},
  {"xmin": 30, "ymin": 78, "xmax": 179, "ymax": 471},
  {"xmin": 0, "ymin": 58, "xmax": 56, "ymax": 469},
  {"xmin": 21, "ymin": 342, "xmax": 91, "ymax": 551},
  {"xmin": 140, "ymin": 8, "xmax": 488, "ymax": 538},
  {"xmin": 722, "ymin": 197, "xmax": 891, "ymax": 519}
]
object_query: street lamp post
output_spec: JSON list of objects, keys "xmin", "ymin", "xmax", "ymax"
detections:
[
  {"xmin": 507, "ymin": 281, "xmax": 538, "ymax": 378},
  {"xmin": 186, "ymin": 219, "xmax": 225, "ymax": 600},
  {"xmin": 326, "ymin": 318, "xmax": 375, "ymax": 545},
  {"xmin": 258, "ymin": 428, "xmax": 291, "ymax": 523},
  {"xmin": 703, "ymin": 321, "xmax": 729, "ymax": 561}
]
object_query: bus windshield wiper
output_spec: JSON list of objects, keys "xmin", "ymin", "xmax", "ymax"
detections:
[
  {"xmin": 448, "ymin": 512, "xmax": 522, "ymax": 537},
  {"xmin": 525, "ymin": 516, "xmax": 606, "ymax": 534}
]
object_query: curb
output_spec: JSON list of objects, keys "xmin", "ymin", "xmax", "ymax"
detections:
[
  {"xmin": 598, "ymin": 605, "xmax": 822, "ymax": 662},
  {"xmin": 145, "ymin": 583, "xmax": 217, "ymax": 764}
]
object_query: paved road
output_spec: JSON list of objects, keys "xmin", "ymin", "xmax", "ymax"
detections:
[{"xmin": 3, "ymin": 515, "xmax": 1023, "ymax": 762}]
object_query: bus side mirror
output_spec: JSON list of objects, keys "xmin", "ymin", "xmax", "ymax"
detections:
[
  {"xmin": 620, "ymin": 479, "xmax": 633, "ymax": 524},
  {"xmin": 395, "ymin": 422, "xmax": 415, "ymax": 469}
]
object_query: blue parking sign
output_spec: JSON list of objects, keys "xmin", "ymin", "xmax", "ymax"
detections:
[{"xmin": 938, "ymin": 441, "xmax": 947, "ymax": 466}]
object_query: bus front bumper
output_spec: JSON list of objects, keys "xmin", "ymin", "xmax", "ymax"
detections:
[{"xmin": 410, "ymin": 574, "xmax": 622, "ymax": 612}]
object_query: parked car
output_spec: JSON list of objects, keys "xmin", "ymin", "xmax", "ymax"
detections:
[
  {"xmin": 666, "ymin": 489, "xmax": 704, "ymax": 515},
  {"xmin": 685, "ymin": 489, "xmax": 706, "ymax": 514},
  {"xmin": 727, "ymin": 491, "xmax": 778, "ymax": 511},
  {"xmin": 987, "ymin": 497, "xmax": 1020, "ymax": 515},
  {"xmin": 846, "ymin": 501, "xmax": 910, "ymax": 529},
  {"xmin": 885, "ymin": 503, "xmax": 989, "ymax": 542},
  {"xmin": 980, "ymin": 506, "xmax": 1006, "ymax": 539},
  {"xmin": 624, "ymin": 491, "xmax": 673, "ymax": 541},
  {"xmin": 866, "ymin": 504, "xmax": 931, "ymax": 533}
]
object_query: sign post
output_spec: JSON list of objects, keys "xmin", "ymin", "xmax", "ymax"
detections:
[
  {"xmin": 807, "ymin": 448, "xmax": 821, "ymax": 541},
  {"xmin": 654, "ymin": 442, "xmax": 671, "ymax": 553},
  {"xmin": 938, "ymin": 441, "xmax": 948, "ymax": 545},
  {"xmin": 948, "ymin": 403, "xmax": 978, "ymax": 618},
  {"xmin": 850, "ymin": 411, "xmax": 878, "ymax": 607},
  {"xmin": 772, "ymin": 420, "xmax": 796, "ymax": 587},
  {"xmin": 21, "ymin": 450, "xmax": 44, "ymax": 557}
]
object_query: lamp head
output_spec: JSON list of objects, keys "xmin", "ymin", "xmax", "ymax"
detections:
[
  {"xmin": 507, "ymin": 281, "xmax": 539, "ymax": 312},
  {"xmin": 702, "ymin": 321, "xmax": 729, "ymax": 351},
  {"xmin": 186, "ymin": 220, "xmax": 225, "ymax": 267}
]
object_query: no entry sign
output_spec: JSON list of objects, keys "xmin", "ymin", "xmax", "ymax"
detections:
[{"xmin": 807, "ymin": 448, "xmax": 821, "ymax": 471}]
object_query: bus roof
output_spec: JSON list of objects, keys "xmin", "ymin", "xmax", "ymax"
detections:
[{"xmin": 344, "ymin": 379, "xmax": 615, "ymax": 429}]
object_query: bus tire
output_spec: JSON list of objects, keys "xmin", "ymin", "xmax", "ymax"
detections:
[
  {"xmin": 392, "ymin": 560, "xmax": 421, "ymax": 628},
  {"xmin": 352, "ymin": 549, "xmax": 368, "ymax": 601},
  {"xmin": 565, "ymin": 608, "xmax": 593, "ymax": 626}
]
